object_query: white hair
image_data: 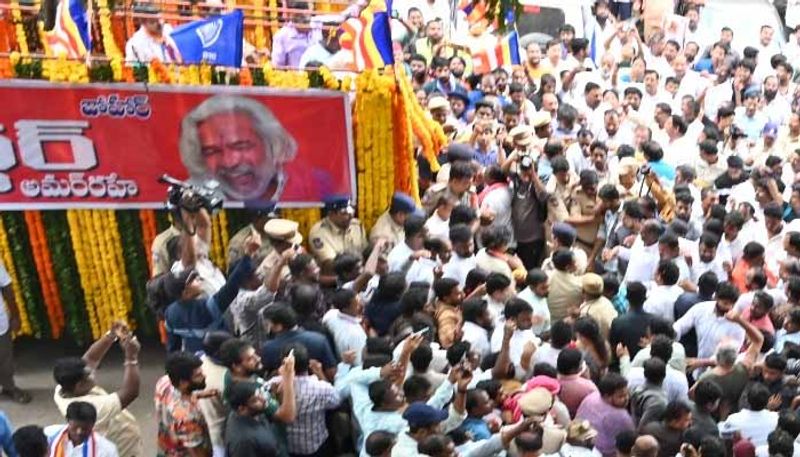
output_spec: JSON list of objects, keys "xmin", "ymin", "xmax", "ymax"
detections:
[{"xmin": 179, "ymin": 95, "xmax": 298, "ymax": 178}]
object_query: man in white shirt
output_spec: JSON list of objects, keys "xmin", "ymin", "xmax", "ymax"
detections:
[
  {"xmin": 516, "ymin": 269, "xmax": 552, "ymax": 337},
  {"xmin": 387, "ymin": 214, "xmax": 437, "ymax": 284},
  {"xmin": 619, "ymin": 220, "xmax": 664, "ymax": 285},
  {"xmin": 442, "ymin": 224, "xmax": 476, "ymax": 288},
  {"xmin": 124, "ymin": 4, "xmax": 175, "ymax": 65},
  {"xmin": 673, "ymin": 282, "xmax": 746, "ymax": 361},
  {"xmin": 45, "ymin": 401, "xmax": 119, "ymax": 457},
  {"xmin": 490, "ymin": 299, "xmax": 539, "ymax": 373},
  {"xmin": 461, "ymin": 298, "xmax": 493, "ymax": 360},
  {"xmin": 763, "ymin": 202, "xmax": 787, "ymax": 275},
  {"xmin": 691, "ymin": 234, "xmax": 730, "ymax": 283},
  {"xmin": 643, "ymin": 260, "xmax": 683, "ymax": 321},
  {"xmin": 622, "ymin": 335, "xmax": 688, "ymax": 402},
  {"xmin": 721, "ymin": 383, "xmax": 778, "ymax": 447},
  {"xmin": 323, "ymin": 288, "xmax": 367, "ymax": 365}
]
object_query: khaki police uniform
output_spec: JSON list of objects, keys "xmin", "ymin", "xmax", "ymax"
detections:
[
  {"xmin": 369, "ymin": 211, "xmax": 405, "ymax": 247},
  {"xmin": 308, "ymin": 217, "xmax": 368, "ymax": 265},
  {"xmin": 151, "ymin": 225, "xmax": 181, "ymax": 277},
  {"xmin": 568, "ymin": 187, "xmax": 600, "ymax": 255},
  {"xmin": 421, "ymin": 183, "xmax": 477, "ymax": 216},
  {"xmin": 227, "ymin": 224, "xmax": 273, "ymax": 267}
]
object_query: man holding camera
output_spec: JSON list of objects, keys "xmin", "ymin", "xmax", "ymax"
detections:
[
  {"xmin": 164, "ymin": 208, "xmax": 262, "ymax": 352},
  {"xmin": 502, "ymin": 148, "xmax": 549, "ymax": 269}
]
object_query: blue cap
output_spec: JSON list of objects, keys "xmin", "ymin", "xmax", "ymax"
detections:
[
  {"xmin": 447, "ymin": 143, "xmax": 476, "ymax": 162},
  {"xmin": 448, "ymin": 86, "xmax": 470, "ymax": 104},
  {"xmin": 552, "ymin": 222, "xmax": 577, "ymax": 244},
  {"xmin": 763, "ymin": 122, "xmax": 779, "ymax": 137},
  {"xmin": 390, "ymin": 192, "xmax": 417, "ymax": 214},
  {"xmin": 402, "ymin": 402, "xmax": 449, "ymax": 427},
  {"xmin": 743, "ymin": 86, "xmax": 761, "ymax": 99},
  {"xmin": 324, "ymin": 195, "xmax": 353, "ymax": 212}
]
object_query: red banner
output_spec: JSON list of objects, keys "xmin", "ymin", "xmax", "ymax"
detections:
[{"xmin": 0, "ymin": 81, "xmax": 354, "ymax": 209}]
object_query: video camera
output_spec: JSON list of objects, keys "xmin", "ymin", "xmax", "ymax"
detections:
[{"xmin": 159, "ymin": 174, "xmax": 224, "ymax": 214}]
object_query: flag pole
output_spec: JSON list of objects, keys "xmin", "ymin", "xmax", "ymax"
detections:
[{"xmin": 86, "ymin": 0, "xmax": 94, "ymax": 66}]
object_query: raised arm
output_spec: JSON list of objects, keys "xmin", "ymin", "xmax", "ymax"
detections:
[
  {"xmin": 82, "ymin": 321, "xmax": 126, "ymax": 370},
  {"xmin": 272, "ymin": 353, "xmax": 297, "ymax": 423},
  {"xmin": 116, "ymin": 336, "xmax": 141, "ymax": 409},
  {"xmin": 728, "ymin": 310, "xmax": 764, "ymax": 368}
]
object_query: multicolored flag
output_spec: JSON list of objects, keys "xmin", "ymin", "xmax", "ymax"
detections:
[
  {"xmin": 339, "ymin": 0, "xmax": 394, "ymax": 70},
  {"xmin": 45, "ymin": 0, "xmax": 91, "ymax": 59},
  {"xmin": 471, "ymin": 31, "xmax": 521, "ymax": 74},
  {"xmin": 169, "ymin": 10, "xmax": 244, "ymax": 67}
]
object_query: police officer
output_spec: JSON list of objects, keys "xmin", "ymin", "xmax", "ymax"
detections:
[
  {"xmin": 227, "ymin": 206, "xmax": 278, "ymax": 267},
  {"xmin": 257, "ymin": 218, "xmax": 303, "ymax": 285},
  {"xmin": 422, "ymin": 161, "xmax": 478, "ymax": 216},
  {"xmin": 435, "ymin": 143, "xmax": 477, "ymax": 185},
  {"xmin": 151, "ymin": 221, "xmax": 181, "ymax": 277},
  {"xmin": 308, "ymin": 196, "xmax": 368, "ymax": 269},
  {"xmin": 566, "ymin": 169, "xmax": 602, "ymax": 257},
  {"xmin": 369, "ymin": 192, "xmax": 417, "ymax": 248}
]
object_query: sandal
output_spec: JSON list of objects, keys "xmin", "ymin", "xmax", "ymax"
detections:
[{"xmin": 1, "ymin": 387, "xmax": 31, "ymax": 404}]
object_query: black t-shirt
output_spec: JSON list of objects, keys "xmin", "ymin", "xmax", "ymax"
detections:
[{"xmin": 225, "ymin": 412, "xmax": 279, "ymax": 457}]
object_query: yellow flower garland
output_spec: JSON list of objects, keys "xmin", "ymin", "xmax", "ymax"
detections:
[
  {"xmin": 0, "ymin": 217, "xmax": 31, "ymax": 336},
  {"xmin": 254, "ymin": 0, "xmax": 267, "ymax": 51},
  {"xmin": 10, "ymin": 0, "xmax": 28, "ymax": 56},
  {"xmin": 67, "ymin": 210, "xmax": 132, "ymax": 339},
  {"xmin": 96, "ymin": 0, "xmax": 123, "ymax": 81}
]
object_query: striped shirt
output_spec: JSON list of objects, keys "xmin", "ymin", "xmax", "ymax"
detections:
[{"xmin": 266, "ymin": 374, "xmax": 341, "ymax": 455}]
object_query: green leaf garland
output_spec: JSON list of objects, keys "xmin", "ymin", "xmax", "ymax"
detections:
[{"xmin": 2, "ymin": 212, "xmax": 48, "ymax": 339}]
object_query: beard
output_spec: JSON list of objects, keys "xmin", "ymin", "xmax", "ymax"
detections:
[
  {"xmin": 215, "ymin": 164, "xmax": 276, "ymax": 201},
  {"xmin": 765, "ymin": 90, "xmax": 777, "ymax": 102},
  {"xmin": 190, "ymin": 379, "xmax": 207, "ymax": 392}
]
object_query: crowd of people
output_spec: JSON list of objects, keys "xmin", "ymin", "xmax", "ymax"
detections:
[{"xmin": 7, "ymin": 0, "xmax": 800, "ymax": 456}]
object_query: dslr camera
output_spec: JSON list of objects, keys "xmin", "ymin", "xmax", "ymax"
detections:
[{"xmin": 159, "ymin": 174, "xmax": 224, "ymax": 214}]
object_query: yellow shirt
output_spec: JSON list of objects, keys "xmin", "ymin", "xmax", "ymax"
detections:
[
  {"xmin": 150, "ymin": 225, "xmax": 181, "ymax": 277},
  {"xmin": 369, "ymin": 211, "xmax": 405, "ymax": 247}
]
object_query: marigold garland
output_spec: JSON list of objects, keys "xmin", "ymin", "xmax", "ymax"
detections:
[
  {"xmin": 0, "ymin": 217, "xmax": 31, "ymax": 337},
  {"xmin": 2, "ymin": 212, "xmax": 48, "ymax": 338},
  {"xmin": 254, "ymin": 0, "xmax": 267, "ymax": 51},
  {"xmin": 24, "ymin": 211, "xmax": 65, "ymax": 338},
  {"xmin": 138, "ymin": 209, "xmax": 158, "ymax": 276},
  {"xmin": 41, "ymin": 211, "xmax": 90, "ymax": 343},
  {"xmin": 10, "ymin": 0, "xmax": 28, "ymax": 56}
]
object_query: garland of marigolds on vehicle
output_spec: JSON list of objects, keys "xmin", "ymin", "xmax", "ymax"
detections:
[{"xmin": 0, "ymin": 7, "xmax": 441, "ymax": 340}]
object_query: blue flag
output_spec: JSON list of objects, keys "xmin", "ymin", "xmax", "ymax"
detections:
[{"xmin": 169, "ymin": 10, "xmax": 244, "ymax": 67}]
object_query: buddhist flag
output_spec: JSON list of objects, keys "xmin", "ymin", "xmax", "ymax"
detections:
[
  {"xmin": 472, "ymin": 31, "xmax": 521, "ymax": 74},
  {"xmin": 339, "ymin": 0, "xmax": 394, "ymax": 70},
  {"xmin": 45, "ymin": 0, "xmax": 91, "ymax": 59}
]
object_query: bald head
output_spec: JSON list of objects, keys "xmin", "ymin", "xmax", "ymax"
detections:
[{"xmin": 632, "ymin": 435, "xmax": 659, "ymax": 457}]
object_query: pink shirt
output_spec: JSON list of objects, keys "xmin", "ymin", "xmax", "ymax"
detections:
[{"xmin": 558, "ymin": 373, "xmax": 599, "ymax": 418}]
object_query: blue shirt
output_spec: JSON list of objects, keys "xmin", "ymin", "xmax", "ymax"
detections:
[
  {"xmin": 260, "ymin": 328, "xmax": 337, "ymax": 372},
  {"xmin": 0, "ymin": 411, "xmax": 16, "ymax": 457},
  {"xmin": 165, "ymin": 256, "xmax": 253, "ymax": 353},
  {"xmin": 648, "ymin": 160, "xmax": 676, "ymax": 182},
  {"xmin": 461, "ymin": 417, "xmax": 492, "ymax": 441}
]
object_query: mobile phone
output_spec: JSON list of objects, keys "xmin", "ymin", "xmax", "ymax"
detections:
[{"xmin": 412, "ymin": 327, "xmax": 429, "ymax": 337}]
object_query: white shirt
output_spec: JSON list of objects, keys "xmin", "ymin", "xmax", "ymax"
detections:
[
  {"xmin": 621, "ymin": 239, "xmax": 659, "ymax": 285},
  {"xmin": 461, "ymin": 321, "xmax": 491, "ymax": 359},
  {"xmin": 481, "ymin": 187, "xmax": 513, "ymax": 244},
  {"xmin": 124, "ymin": 24, "xmax": 175, "ymax": 64},
  {"xmin": 690, "ymin": 249, "xmax": 730, "ymax": 283},
  {"xmin": 533, "ymin": 343, "xmax": 561, "ymax": 368},
  {"xmin": 703, "ymin": 82, "xmax": 734, "ymax": 121},
  {"xmin": 424, "ymin": 212, "xmax": 450, "ymax": 242},
  {"xmin": 643, "ymin": 284, "xmax": 684, "ymax": 322},
  {"xmin": 387, "ymin": 242, "xmax": 436, "ymax": 284},
  {"xmin": 490, "ymin": 322, "xmax": 539, "ymax": 369},
  {"xmin": 673, "ymin": 301, "xmax": 746, "ymax": 360},
  {"xmin": 322, "ymin": 309, "xmax": 367, "ymax": 365},
  {"xmin": 625, "ymin": 366, "xmax": 689, "ymax": 403},
  {"xmin": 442, "ymin": 254, "xmax": 477, "ymax": 289},
  {"xmin": 516, "ymin": 288, "xmax": 552, "ymax": 337},
  {"xmin": 765, "ymin": 228, "xmax": 787, "ymax": 275},
  {"xmin": 45, "ymin": 425, "xmax": 119, "ymax": 457},
  {"xmin": 0, "ymin": 261, "xmax": 11, "ymax": 335},
  {"xmin": 723, "ymin": 409, "xmax": 778, "ymax": 447},
  {"xmin": 774, "ymin": 328, "xmax": 800, "ymax": 354}
]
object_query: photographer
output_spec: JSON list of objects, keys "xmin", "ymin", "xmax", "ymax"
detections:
[
  {"xmin": 164, "ymin": 220, "xmax": 261, "ymax": 352},
  {"xmin": 502, "ymin": 148, "xmax": 549, "ymax": 269}
]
